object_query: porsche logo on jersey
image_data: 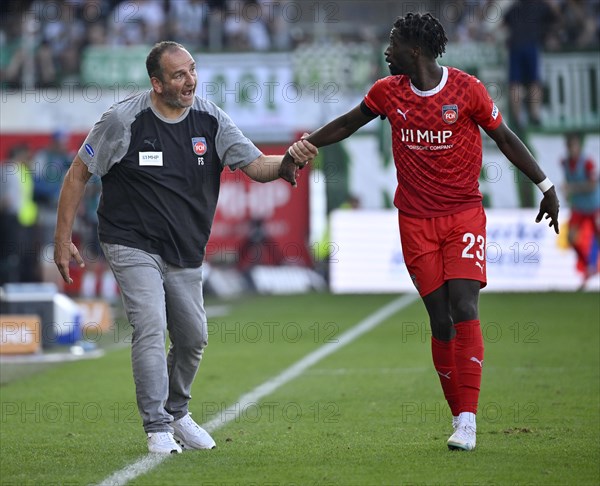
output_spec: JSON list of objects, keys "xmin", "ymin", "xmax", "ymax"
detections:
[
  {"xmin": 192, "ymin": 137, "xmax": 208, "ymax": 156},
  {"xmin": 442, "ymin": 104, "xmax": 459, "ymax": 124}
]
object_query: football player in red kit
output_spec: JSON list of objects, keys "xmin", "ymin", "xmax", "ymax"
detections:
[{"xmin": 283, "ymin": 12, "xmax": 560, "ymax": 451}]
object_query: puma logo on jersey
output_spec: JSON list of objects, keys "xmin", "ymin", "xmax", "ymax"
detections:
[
  {"xmin": 470, "ymin": 357, "xmax": 484, "ymax": 368},
  {"xmin": 475, "ymin": 261, "xmax": 484, "ymax": 273},
  {"xmin": 144, "ymin": 138, "xmax": 158, "ymax": 150},
  {"xmin": 437, "ymin": 370, "xmax": 452, "ymax": 380},
  {"xmin": 397, "ymin": 107, "xmax": 411, "ymax": 120}
]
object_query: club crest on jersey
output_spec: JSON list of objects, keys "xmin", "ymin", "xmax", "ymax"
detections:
[
  {"xmin": 442, "ymin": 104, "xmax": 459, "ymax": 124},
  {"xmin": 192, "ymin": 137, "xmax": 207, "ymax": 156}
]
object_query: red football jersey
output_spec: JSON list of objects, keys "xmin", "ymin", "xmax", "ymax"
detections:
[{"xmin": 364, "ymin": 66, "xmax": 502, "ymax": 217}]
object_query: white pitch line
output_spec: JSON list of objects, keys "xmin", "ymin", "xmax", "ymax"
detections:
[
  {"xmin": 96, "ymin": 453, "xmax": 169, "ymax": 486},
  {"xmin": 94, "ymin": 293, "xmax": 418, "ymax": 486}
]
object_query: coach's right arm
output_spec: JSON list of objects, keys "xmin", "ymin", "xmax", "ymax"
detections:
[{"xmin": 54, "ymin": 155, "xmax": 92, "ymax": 284}]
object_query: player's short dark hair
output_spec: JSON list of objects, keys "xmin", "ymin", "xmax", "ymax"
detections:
[
  {"xmin": 146, "ymin": 41, "xmax": 186, "ymax": 81},
  {"xmin": 392, "ymin": 12, "xmax": 447, "ymax": 59}
]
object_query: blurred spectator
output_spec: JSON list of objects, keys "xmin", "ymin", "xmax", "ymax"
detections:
[
  {"xmin": 237, "ymin": 218, "xmax": 285, "ymax": 271},
  {"xmin": 1, "ymin": 1, "xmax": 597, "ymax": 88},
  {"xmin": 0, "ymin": 153, "xmax": 23, "ymax": 283},
  {"xmin": 467, "ymin": 0, "xmax": 507, "ymax": 44},
  {"xmin": 224, "ymin": 0, "xmax": 271, "ymax": 51},
  {"xmin": 108, "ymin": 0, "xmax": 166, "ymax": 46},
  {"xmin": 259, "ymin": 0, "xmax": 292, "ymax": 50},
  {"xmin": 35, "ymin": 0, "xmax": 84, "ymax": 80},
  {"xmin": 167, "ymin": 0, "xmax": 209, "ymax": 49},
  {"xmin": 77, "ymin": 0, "xmax": 111, "ymax": 49},
  {"xmin": 561, "ymin": 131, "xmax": 600, "ymax": 288},
  {"xmin": 502, "ymin": 0, "xmax": 559, "ymax": 127},
  {"xmin": 33, "ymin": 131, "xmax": 73, "ymax": 247},
  {"xmin": 1, "ymin": 10, "xmax": 58, "ymax": 87},
  {"xmin": 558, "ymin": 0, "xmax": 598, "ymax": 49},
  {"xmin": 0, "ymin": 144, "xmax": 40, "ymax": 283}
]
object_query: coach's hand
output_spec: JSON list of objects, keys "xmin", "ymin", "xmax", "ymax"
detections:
[
  {"xmin": 54, "ymin": 240, "xmax": 85, "ymax": 284},
  {"xmin": 278, "ymin": 151, "xmax": 300, "ymax": 186},
  {"xmin": 536, "ymin": 186, "xmax": 560, "ymax": 234}
]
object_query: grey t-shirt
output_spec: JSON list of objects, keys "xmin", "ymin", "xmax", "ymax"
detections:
[{"xmin": 78, "ymin": 90, "xmax": 262, "ymax": 267}]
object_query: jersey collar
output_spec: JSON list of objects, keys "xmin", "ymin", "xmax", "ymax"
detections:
[
  {"xmin": 409, "ymin": 66, "xmax": 448, "ymax": 97},
  {"xmin": 147, "ymin": 90, "xmax": 192, "ymax": 124}
]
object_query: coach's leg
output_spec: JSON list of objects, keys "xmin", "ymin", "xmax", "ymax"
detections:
[
  {"xmin": 101, "ymin": 243, "xmax": 172, "ymax": 433},
  {"xmin": 448, "ymin": 279, "xmax": 484, "ymax": 417},
  {"xmin": 163, "ymin": 263, "xmax": 207, "ymax": 419}
]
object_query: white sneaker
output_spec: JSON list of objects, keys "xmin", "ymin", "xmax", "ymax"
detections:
[
  {"xmin": 172, "ymin": 413, "xmax": 216, "ymax": 450},
  {"xmin": 147, "ymin": 432, "xmax": 182, "ymax": 454},
  {"xmin": 447, "ymin": 424, "xmax": 476, "ymax": 450},
  {"xmin": 448, "ymin": 412, "xmax": 476, "ymax": 451}
]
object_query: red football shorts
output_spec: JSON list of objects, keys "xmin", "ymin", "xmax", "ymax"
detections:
[
  {"xmin": 569, "ymin": 209, "xmax": 600, "ymax": 235},
  {"xmin": 398, "ymin": 206, "xmax": 487, "ymax": 297}
]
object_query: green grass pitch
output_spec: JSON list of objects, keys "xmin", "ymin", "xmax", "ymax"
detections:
[{"xmin": 1, "ymin": 292, "xmax": 598, "ymax": 485}]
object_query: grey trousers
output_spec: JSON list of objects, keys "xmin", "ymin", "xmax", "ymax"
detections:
[{"xmin": 101, "ymin": 243, "xmax": 208, "ymax": 433}]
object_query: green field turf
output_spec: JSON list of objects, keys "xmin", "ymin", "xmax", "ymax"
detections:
[{"xmin": 1, "ymin": 292, "xmax": 598, "ymax": 485}]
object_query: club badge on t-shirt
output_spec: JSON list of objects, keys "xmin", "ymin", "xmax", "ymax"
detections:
[{"xmin": 192, "ymin": 137, "xmax": 208, "ymax": 156}]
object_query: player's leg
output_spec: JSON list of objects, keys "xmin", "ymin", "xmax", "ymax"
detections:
[
  {"xmin": 101, "ymin": 243, "xmax": 180, "ymax": 452},
  {"xmin": 163, "ymin": 263, "xmax": 215, "ymax": 449},
  {"xmin": 440, "ymin": 207, "xmax": 487, "ymax": 450},
  {"xmin": 568, "ymin": 213, "xmax": 590, "ymax": 281},
  {"xmin": 422, "ymin": 285, "xmax": 461, "ymax": 421},
  {"xmin": 523, "ymin": 44, "xmax": 542, "ymax": 125},
  {"xmin": 579, "ymin": 213, "xmax": 600, "ymax": 287},
  {"xmin": 399, "ymin": 213, "xmax": 461, "ymax": 425},
  {"xmin": 448, "ymin": 279, "xmax": 483, "ymax": 416},
  {"xmin": 590, "ymin": 210, "xmax": 600, "ymax": 277},
  {"xmin": 445, "ymin": 279, "xmax": 482, "ymax": 451},
  {"xmin": 508, "ymin": 46, "xmax": 525, "ymax": 127}
]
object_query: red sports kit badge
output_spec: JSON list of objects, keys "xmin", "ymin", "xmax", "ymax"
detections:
[
  {"xmin": 192, "ymin": 137, "xmax": 208, "ymax": 155},
  {"xmin": 442, "ymin": 104, "xmax": 459, "ymax": 124}
]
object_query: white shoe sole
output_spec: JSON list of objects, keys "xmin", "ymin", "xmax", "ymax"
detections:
[
  {"xmin": 447, "ymin": 441, "xmax": 475, "ymax": 451},
  {"xmin": 174, "ymin": 436, "xmax": 216, "ymax": 450}
]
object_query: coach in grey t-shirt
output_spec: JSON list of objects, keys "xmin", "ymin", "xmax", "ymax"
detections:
[{"xmin": 54, "ymin": 41, "xmax": 317, "ymax": 454}]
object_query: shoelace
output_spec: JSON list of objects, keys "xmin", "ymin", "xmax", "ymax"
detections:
[
  {"xmin": 456, "ymin": 425, "xmax": 476, "ymax": 439},
  {"xmin": 180, "ymin": 415, "xmax": 196, "ymax": 428},
  {"xmin": 152, "ymin": 432, "xmax": 176, "ymax": 444}
]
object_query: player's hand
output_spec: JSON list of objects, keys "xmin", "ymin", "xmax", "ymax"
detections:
[
  {"xmin": 288, "ymin": 134, "xmax": 318, "ymax": 169},
  {"xmin": 54, "ymin": 240, "xmax": 85, "ymax": 284},
  {"xmin": 278, "ymin": 151, "xmax": 300, "ymax": 187},
  {"xmin": 535, "ymin": 186, "xmax": 560, "ymax": 234}
]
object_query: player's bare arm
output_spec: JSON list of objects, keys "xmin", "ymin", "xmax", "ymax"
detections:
[
  {"xmin": 54, "ymin": 154, "xmax": 92, "ymax": 283},
  {"xmin": 485, "ymin": 121, "xmax": 560, "ymax": 234},
  {"xmin": 279, "ymin": 104, "xmax": 377, "ymax": 185}
]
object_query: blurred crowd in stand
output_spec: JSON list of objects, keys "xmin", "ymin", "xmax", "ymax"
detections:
[{"xmin": 0, "ymin": 0, "xmax": 598, "ymax": 88}]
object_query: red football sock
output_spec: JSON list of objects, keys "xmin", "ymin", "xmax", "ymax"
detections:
[
  {"xmin": 454, "ymin": 320, "xmax": 484, "ymax": 414},
  {"xmin": 431, "ymin": 336, "xmax": 461, "ymax": 417}
]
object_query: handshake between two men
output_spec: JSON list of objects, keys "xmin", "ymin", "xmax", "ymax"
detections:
[{"xmin": 279, "ymin": 134, "xmax": 318, "ymax": 187}]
